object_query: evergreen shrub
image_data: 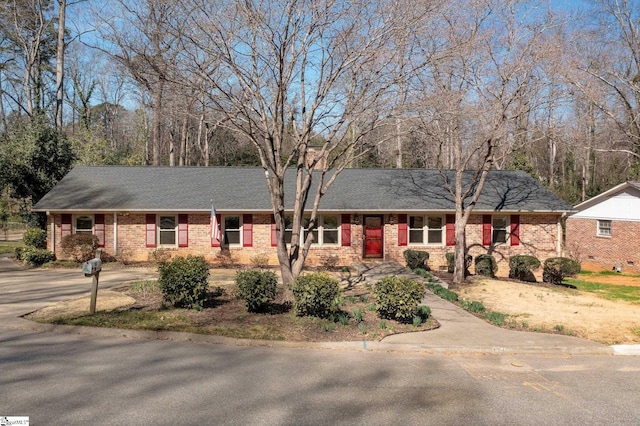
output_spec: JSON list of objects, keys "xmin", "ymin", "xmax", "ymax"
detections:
[
  {"xmin": 23, "ymin": 228, "xmax": 47, "ymax": 249},
  {"xmin": 158, "ymin": 255, "xmax": 209, "ymax": 309},
  {"xmin": 445, "ymin": 252, "xmax": 472, "ymax": 274},
  {"xmin": 292, "ymin": 273, "xmax": 341, "ymax": 318},
  {"xmin": 21, "ymin": 248, "xmax": 56, "ymax": 266},
  {"xmin": 235, "ymin": 269, "xmax": 278, "ymax": 312},
  {"xmin": 403, "ymin": 249, "xmax": 430, "ymax": 270},
  {"xmin": 542, "ymin": 257, "xmax": 581, "ymax": 285},
  {"xmin": 474, "ymin": 254, "xmax": 498, "ymax": 278},
  {"xmin": 373, "ymin": 276, "xmax": 425, "ymax": 323},
  {"xmin": 508, "ymin": 255, "xmax": 541, "ymax": 282}
]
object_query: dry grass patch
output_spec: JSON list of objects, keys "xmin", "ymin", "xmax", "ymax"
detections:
[{"xmin": 454, "ymin": 276, "xmax": 640, "ymax": 345}]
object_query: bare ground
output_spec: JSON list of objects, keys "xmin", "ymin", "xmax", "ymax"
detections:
[
  {"xmin": 24, "ymin": 268, "xmax": 439, "ymax": 342},
  {"xmin": 450, "ymin": 275, "xmax": 640, "ymax": 345},
  {"xmin": 24, "ymin": 266, "xmax": 640, "ymax": 345}
]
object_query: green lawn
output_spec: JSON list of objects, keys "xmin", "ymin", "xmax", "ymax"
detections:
[
  {"xmin": 564, "ymin": 278, "xmax": 640, "ymax": 303},
  {"xmin": 0, "ymin": 240, "xmax": 23, "ymax": 255}
]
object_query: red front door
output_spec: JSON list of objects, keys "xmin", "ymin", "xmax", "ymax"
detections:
[{"xmin": 364, "ymin": 215, "xmax": 383, "ymax": 258}]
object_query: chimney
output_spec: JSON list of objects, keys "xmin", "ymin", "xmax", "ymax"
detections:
[{"xmin": 306, "ymin": 146, "xmax": 327, "ymax": 170}]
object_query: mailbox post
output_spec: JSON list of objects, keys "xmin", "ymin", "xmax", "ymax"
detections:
[{"xmin": 82, "ymin": 250, "xmax": 103, "ymax": 314}]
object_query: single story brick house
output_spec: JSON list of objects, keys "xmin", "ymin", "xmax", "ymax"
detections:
[
  {"xmin": 566, "ymin": 181, "xmax": 640, "ymax": 273},
  {"xmin": 33, "ymin": 166, "xmax": 572, "ymax": 273}
]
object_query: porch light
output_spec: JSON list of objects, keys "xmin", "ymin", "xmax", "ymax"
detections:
[
  {"xmin": 388, "ymin": 214, "xmax": 395, "ymax": 225},
  {"xmin": 353, "ymin": 214, "xmax": 361, "ymax": 225}
]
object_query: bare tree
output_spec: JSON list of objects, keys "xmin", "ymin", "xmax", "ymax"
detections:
[
  {"xmin": 412, "ymin": 0, "xmax": 555, "ymax": 283},
  {"xmin": 180, "ymin": 0, "xmax": 436, "ymax": 287},
  {"xmin": 54, "ymin": 0, "xmax": 65, "ymax": 128},
  {"xmin": 572, "ymin": 0, "xmax": 640, "ymax": 164},
  {"xmin": 95, "ymin": 0, "xmax": 185, "ymax": 165}
]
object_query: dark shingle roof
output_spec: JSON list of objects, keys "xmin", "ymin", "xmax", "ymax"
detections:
[{"xmin": 33, "ymin": 166, "xmax": 572, "ymax": 213}]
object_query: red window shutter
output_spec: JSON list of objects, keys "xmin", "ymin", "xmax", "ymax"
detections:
[
  {"xmin": 271, "ymin": 215, "xmax": 278, "ymax": 247},
  {"xmin": 178, "ymin": 214, "xmax": 189, "ymax": 247},
  {"xmin": 243, "ymin": 214, "xmax": 253, "ymax": 247},
  {"xmin": 510, "ymin": 214, "xmax": 520, "ymax": 246},
  {"xmin": 61, "ymin": 214, "xmax": 72, "ymax": 239},
  {"xmin": 211, "ymin": 214, "xmax": 222, "ymax": 247},
  {"xmin": 94, "ymin": 214, "xmax": 105, "ymax": 248},
  {"xmin": 398, "ymin": 214, "xmax": 408, "ymax": 246},
  {"xmin": 482, "ymin": 215, "xmax": 492, "ymax": 246},
  {"xmin": 145, "ymin": 214, "xmax": 157, "ymax": 248},
  {"xmin": 446, "ymin": 214, "xmax": 455, "ymax": 246},
  {"xmin": 341, "ymin": 214, "xmax": 351, "ymax": 247}
]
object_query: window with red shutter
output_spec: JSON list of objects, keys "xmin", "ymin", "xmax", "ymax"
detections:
[
  {"xmin": 242, "ymin": 214, "xmax": 253, "ymax": 247},
  {"xmin": 482, "ymin": 215, "xmax": 492, "ymax": 246},
  {"xmin": 510, "ymin": 215, "xmax": 520, "ymax": 246},
  {"xmin": 397, "ymin": 214, "xmax": 408, "ymax": 246},
  {"xmin": 145, "ymin": 214, "xmax": 157, "ymax": 248},
  {"xmin": 178, "ymin": 214, "xmax": 189, "ymax": 247},
  {"xmin": 61, "ymin": 214, "xmax": 72, "ymax": 239},
  {"xmin": 445, "ymin": 214, "xmax": 455, "ymax": 246},
  {"xmin": 94, "ymin": 214, "xmax": 105, "ymax": 248},
  {"xmin": 341, "ymin": 214, "xmax": 351, "ymax": 246}
]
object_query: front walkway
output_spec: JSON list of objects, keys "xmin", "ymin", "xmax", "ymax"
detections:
[
  {"xmin": 0, "ymin": 256, "xmax": 622, "ymax": 355},
  {"xmin": 354, "ymin": 261, "xmax": 613, "ymax": 355}
]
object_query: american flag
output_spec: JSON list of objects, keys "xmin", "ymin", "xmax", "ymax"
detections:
[{"xmin": 211, "ymin": 202, "xmax": 221, "ymax": 243}]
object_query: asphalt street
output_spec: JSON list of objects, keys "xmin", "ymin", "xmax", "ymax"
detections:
[
  {"xmin": 2, "ymin": 329, "xmax": 640, "ymax": 425},
  {"xmin": 1, "ymin": 258, "xmax": 639, "ymax": 424}
]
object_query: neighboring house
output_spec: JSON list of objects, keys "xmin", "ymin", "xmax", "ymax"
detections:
[
  {"xmin": 33, "ymin": 166, "xmax": 572, "ymax": 273},
  {"xmin": 566, "ymin": 181, "xmax": 640, "ymax": 273}
]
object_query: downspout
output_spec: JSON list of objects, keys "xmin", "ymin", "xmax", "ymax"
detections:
[
  {"xmin": 113, "ymin": 213, "xmax": 118, "ymax": 255},
  {"xmin": 557, "ymin": 213, "xmax": 565, "ymax": 256},
  {"xmin": 49, "ymin": 212, "xmax": 55, "ymax": 255}
]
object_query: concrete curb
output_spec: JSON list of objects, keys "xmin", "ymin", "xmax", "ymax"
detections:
[
  {"xmin": 4, "ymin": 315, "xmax": 617, "ymax": 356},
  {"xmin": 611, "ymin": 344, "xmax": 640, "ymax": 356}
]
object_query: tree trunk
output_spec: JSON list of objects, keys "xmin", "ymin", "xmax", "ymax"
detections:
[
  {"xmin": 55, "ymin": 0, "xmax": 66, "ymax": 129},
  {"xmin": 151, "ymin": 80, "xmax": 164, "ymax": 165},
  {"xmin": 179, "ymin": 110, "xmax": 188, "ymax": 166}
]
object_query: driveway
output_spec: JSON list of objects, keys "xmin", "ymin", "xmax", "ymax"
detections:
[
  {"xmin": 2, "ymin": 257, "xmax": 640, "ymax": 424},
  {"xmin": 0, "ymin": 256, "xmax": 156, "ymax": 330},
  {"xmin": 0, "ymin": 257, "xmax": 615, "ymax": 355}
]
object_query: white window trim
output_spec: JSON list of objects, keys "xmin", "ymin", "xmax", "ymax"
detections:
[
  {"xmin": 157, "ymin": 214, "xmax": 178, "ymax": 247},
  {"xmin": 597, "ymin": 219, "xmax": 612, "ymax": 237},
  {"xmin": 302, "ymin": 215, "xmax": 341, "ymax": 246},
  {"xmin": 74, "ymin": 214, "xmax": 94, "ymax": 234},
  {"xmin": 408, "ymin": 215, "xmax": 444, "ymax": 246},
  {"xmin": 222, "ymin": 215, "xmax": 242, "ymax": 247},
  {"xmin": 492, "ymin": 215, "xmax": 510, "ymax": 245}
]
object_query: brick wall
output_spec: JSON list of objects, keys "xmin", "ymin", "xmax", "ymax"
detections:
[
  {"xmin": 566, "ymin": 217, "xmax": 640, "ymax": 272},
  {"xmin": 48, "ymin": 212, "xmax": 562, "ymax": 274}
]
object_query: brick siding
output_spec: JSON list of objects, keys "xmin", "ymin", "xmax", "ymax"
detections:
[
  {"xmin": 566, "ymin": 217, "xmax": 640, "ymax": 273},
  {"xmin": 48, "ymin": 212, "xmax": 562, "ymax": 274}
]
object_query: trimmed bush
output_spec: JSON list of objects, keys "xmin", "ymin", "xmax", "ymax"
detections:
[
  {"xmin": 508, "ymin": 255, "xmax": 541, "ymax": 282},
  {"xmin": 403, "ymin": 249, "xmax": 430, "ymax": 270},
  {"xmin": 292, "ymin": 273, "xmax": 341, "ymax": 318},
  {"xmin": 60, "ymin": 233, "xmax": 100, "ymax": 263},
  {"xmin": 158, "ymin": 255, "xmax": 210, "ymax": 309},
  {"xmin": 21, "ymin": 247, "xmax": 56, "ymax": 266},
  {"xmin": 542, "ymin": 257, "xmax": 581, "ymax": 285},
  {"xmin": 373, "ymin": 276, "xmax": 426, "ymax": 323},
  {"xmin": 445, "ymin": 252, "xmax": 472, "ymax": 274},
  {"xmin": 23, "ymin": 228, "xmax": 47, "ymax": 249},
  {"xmin": 474, "ymin": 254, "xmax": 498, "ymax": 278},
  {"xmin": 235, "ymin": 269, "xmax": 278, "ymax": 312}
]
